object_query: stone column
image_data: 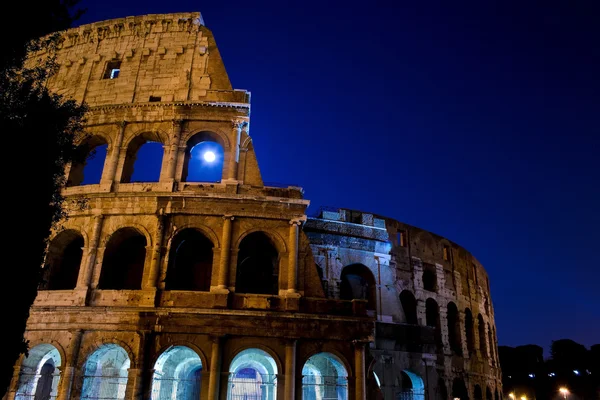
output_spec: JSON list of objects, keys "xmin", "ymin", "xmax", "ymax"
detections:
[
  {"xmin": 56, "ymin": 330, "xmax": 83, "ymax": 400},
  {"xmin": 165, "ymin": 120, "xmax": 183, "ymax": 182},
  {"xmin": 207, "ymin": 336, "xmax": 223, "ymax": 400},
  {"xmin": 287, "ymin": 219, "xmax": 302, "ymax": 294},
  {"xmin": 144, "ymin": 213, "xmax": 165, "ymax": 290},
  {"xmin": 215, "ymin": 216, "xmax": 234, "ymax": 292},
  {"xmin": 102, "ymin": 121, "xmax": 126, "ymax": 186},
  {"xmin": 226, "ymin": 119, "xmax": 245, "ymax": 181},
  {"xmin": 77, "ymin": 214, "xmax": 104, "ymax": 290},
  {"xmin": 124, "ymin": 367, "xmax": 143, "ymax": 400},
  {"xmin": 354, "ymin": 342, "xmax": 366, "ymax": 400},
  {"xmin": 284, "ymin": 340, "xmax": 297, "ymax": 400},
  {"xmin": 5, "ymin": 356, "xmax": 24, "ymax": 400}
]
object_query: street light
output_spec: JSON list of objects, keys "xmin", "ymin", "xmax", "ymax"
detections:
[
  {"xmin": 520, "ymin": 396, "xmax": 527, "ymax": 400},
  {"xmin": 508, "ymin": 393, "xmax": 515, "ymax": 400},
  {"xmin": 559, "ymin": 387, "xmax": 569, "ymax": 400}
]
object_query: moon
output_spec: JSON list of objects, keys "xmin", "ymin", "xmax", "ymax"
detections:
[{"xmin": 203, "ymin": 151, "xmax": 216, "ymax": 162}]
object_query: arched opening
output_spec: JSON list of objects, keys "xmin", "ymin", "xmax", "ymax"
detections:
[
  {"xmin": 81, "ymin": 344, "xmax": 129, "ymax": 400},
  {"xmin": 99, "ymin": 228, "xmax": 146, "ymax": 290},
  {"xmin": 121, "ymin": 132, "xmax": 165, "ymax": 183},
  {"xmin": 398, "ymin": 370, "xmax": 424, "ymax": 400},
  {"xmin": 340, "ymin": 264, "xmax": 376, "ymax": 311},
  {"xmin": 488, "ymin": 323, "xmax": 495, "ymax": 365},
  {"xmin": 227, "ymin": 348, "xmax": 278, "ymax": 400},
  {"xmin": 15, "ymin": 344, "xmax": 61, "ymax": 400},
  {"xmin": 474, "ymin": 385, "xmax": 483, "ymax": 400},
  {"xmin": 235, "ymin": 232, "xmax": 279, "ymax": 295},
  {"xmin": 165, "ymin": 229, "xmax": 214, "ymax": 291},
  {"xmin": 40, "ymin": 230, "xmax": 83, "ymax": 290},
  {"xmin": 465, "ymin": 308, "xmax": 475, "ymax": 356},
  {"xmin": 151, "ymin": 346, "xmax": 202, "ymax": 400},
  {"xmin": 67, "ymin": 136, "xmax": 108, "ymax": 186},
  {"xmin": 182, "ymin": 132, "xmax": 225, "ymax": 183},
  {"xmin": 426, "ymin": 298, "xmax": 442, "ymax": 351},
  {"xmin": 478, "ymin": 314, "xmax": 487, "ymax": 358},
  {"xmin": 436, "ymin": 378, "xmax": 447, "ymax": 400},
  {"xmin": 422, "ymin": 266, "xmax": 437, "ymax": 292},
  {"xmin": 302, "ymin": 352, "xmax": 348, "ymax": 400},
  {"xmin": 452, "ymin": 378, "xmax": 468, "ymax": 400},
  {"xmin": 486, "ymin": 387, "xmax": 493, "ymax": 400},
  {"xmin": 400, "ymin": 290, "xmax": 418, "ymax": 325},
  {"xmin": 447, "ymin": 302, "xmax": 462, "ymax": 355}
]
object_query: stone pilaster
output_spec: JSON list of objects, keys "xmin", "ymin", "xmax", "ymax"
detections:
[
  {"xmin": 101, "ymin": 121, "xmax": 126, "ymax": 190},
  {"xmin": 207, "ymin": 336, "xmax": 223, "ymax": 400},
  {"xmin": 354, "ymin": 342, "xmax": 366, "ymax": 400},
  {"xmin": 144, "ymin": 213, "xmax": 165, "ymax": 290},
  {"xmin": 165, "ymin": 119, "xmax": 183, "ymax": 183},
  {"xmin": 284, "ymin": 340, "xmax": 296, "ymax": 400},
  {"xmin": 56, "ymin": 330, "xmax": 83, "ymax": 400}
]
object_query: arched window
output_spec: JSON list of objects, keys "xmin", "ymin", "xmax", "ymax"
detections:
[
  {"xmin": 340, "ymin": 264, "xmax": 376, "ymax": 311},
  {"xmin": 236, "ymin": 232, "xmax": 278, "ymax": 295},
  {"xmin": 474, "ymin": 385, "xmax": 483, "ymax": 400},
  {"xmin": 452, "ymin": 378, "xmax": 468, "ymax": 400},
  {"xmin": 426, "ymin": 298, "xmax": 442, "ymax": 351},
  {"xmin": 486, "ymin": 387, "xmax": 493, "ymax": 400},
  {"xmin": 15, "ymin": 344, "xmax": 61, "ymax": 400},
  {"xmin": 399, "ymin": 370, "xmax": 425, "ymax": 400},
  {"xmin": 165, "ymin": 229, "xmax": 214, "ymax": 291},
  {"xmin": 478, "ymin": 314, "xmax": 487, "ymax": 358},
  {"xmin": 40, "ymin": 230, "xmax": 83, "ymax": 290},
  {"xmin": 465, "ymin": 308, "xmax": 475, "ymax": 356},
  {"xmin": 400, "ymin": 290, "xmax": 418, "ymax": 325},
  {"xmin": 422, "ymin": 265, "xmax": 437, "ymax": 292},
  {"xmin": 182, "ymin": 132, "xmax": 224, "ymax": 182},
  {"xmin": 67, "ymin": 135, "xmax": 108, "ymax": 186},
  {"xmin": 121, "ymin": 132, "xmax": 165, "ymax": 183},
  {"xmin": 227, "ymin": 348, "xmax": 277, "ymax": 400},
  {"xmin": 447, "ymin": 302, "xmax": 462, "ymax": 355},
  {"xmin": 488, "ymin": 323, "xmax": 495, "ymax": 365},
  {"xmin": 81, "ymin": 344, "xmax": 129, "ymax": 400},
  {"xmin": 99, "ymin": 228, "xmax": 146, "ymax": 290},
  {"xmin": 302, "ymin": 352, "xmax": 348, "ymax": 400},
  {"xmin": 151, "ymin": 346, "xmax": 202, "ymax": 400}
]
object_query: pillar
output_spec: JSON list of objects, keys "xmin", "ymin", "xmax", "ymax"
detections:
[
  {"xmin": 354, "ymin": 342, "xmax": 366, "ymax": 400},
  {"xmin": 287, "ymin": 219, "xmax": 301, "ymax": 294},
  {"xmin": 226, "ymin": 119, "xmax": 245, "ymax": 181},
  {"xmin": 102, "ymin": 121, "xmax": 126, "ymax": 186},
  {"xmin": 165, "ymin": 120, "xmax": 183, "ymax": 182},
  {"xmin": 124, "ymin": 368, "xmax": 143, "ymax": 400},
  {"xmin": 144, "ymin": 213, "xmax": 165, "ymax": 289},
  {"xmin": 284, "ymin": 340, "xmax": 297, "ymax": 400},
  {"xmin": 56, "ymin": 330, "xmax": 83, "ymax": 400},
  {"xmin": 207, "ymin": 336, "xmax": 223, "ymax": 400},
  {"xmin": 77, "ymin": 214, "xmax": 104, "ymax": 290},
  {"xmin": 215, "ymin": 216, "xmax": 234, "ymax": 291}
]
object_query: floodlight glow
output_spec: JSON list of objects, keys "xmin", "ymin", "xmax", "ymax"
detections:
[{"xmin": 203, "ymin": 151, "xmax": 216, "ymax": 162}]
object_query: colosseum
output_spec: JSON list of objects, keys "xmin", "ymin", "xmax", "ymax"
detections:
[{"xmin": 5, "ymin": 12, "xmax": 502, "ymax": 400}]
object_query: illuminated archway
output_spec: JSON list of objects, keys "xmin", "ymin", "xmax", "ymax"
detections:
[
  {"xmin": 15, "ymin": 343, "xmax": 61, "ymax": 400},
  {"xmin": 398, "ymin": 370, "xmax": 424, "ymax": 400},
  {"xmin": 227, "ymin": 348, "xmax": 278, "ymax": 400},
  {"xmin": 151, "ymin": 346, "xmax": 202, "ymax": 400},
  {"xmin": 302, "ymin": 352, "xmax": 348, "ymax": 400},
  {"xmin": 340, "ymin": 264, "xmax": 376, "ymax": 311},
  {"xmin": 67, "ymin": 135, "xmax": 108, "ymax": 186},
  {"xmin": 182, "ymin": 131, "xmax": 225, "ymax": 183},
  {"xmin": 81, "ymin": 344, "xmax": 130, "ymax": 400}
]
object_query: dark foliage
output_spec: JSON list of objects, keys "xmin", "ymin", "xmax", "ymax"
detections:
[{"xmin": 0, "ymin": 1, "xmax": 86, "ymax": 397}]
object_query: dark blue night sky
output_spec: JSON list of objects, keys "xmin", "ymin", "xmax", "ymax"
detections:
[{"xmin": 76, "ymin": 0, "xmax": 599, "ymax": 355}]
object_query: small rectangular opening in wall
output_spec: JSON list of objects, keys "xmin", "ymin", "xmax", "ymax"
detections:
[
  {"xmin": 149, "ymin": 96, "xmax": 161, "ymax": 102},
  {"xmin": 397, "ymin": 230, "xmax": 406, "ymax": 247},
  {"xmin": 443, "ymin": 245, "xmax": 450, "ymax": 260},
  {"xmin": 103, "ymin": 60, "xmax": 121, "ymax": 79}
]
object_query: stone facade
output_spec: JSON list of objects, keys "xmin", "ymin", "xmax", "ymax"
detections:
[{"xmin": 6, "ymin": 12, "xmax": 501, "ymax": 400}]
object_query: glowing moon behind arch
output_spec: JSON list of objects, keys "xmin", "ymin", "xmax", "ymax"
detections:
[{"xmin": 203, "ymin": 151, "xmax": 216, "ymax": 162}]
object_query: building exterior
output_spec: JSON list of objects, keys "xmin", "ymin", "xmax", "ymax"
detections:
[{"xmin": 5, "ymin": 12, "xmax": 501, "ymax": 400}]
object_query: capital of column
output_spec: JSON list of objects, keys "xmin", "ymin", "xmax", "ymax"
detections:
[
  {"xmin": 222, "ymin": 215, "xmax": 235, "ymax": 221},
  {"xmin": 117, "ymin": 120, "xmax": 127, "ymax": 129},
  {"xmin": 289, "ymin": 218, "xmax": 304, "ymax": 226},
  {"xmin": 231, "ymin": 118, "xmax": 249, "ymax": 130}
]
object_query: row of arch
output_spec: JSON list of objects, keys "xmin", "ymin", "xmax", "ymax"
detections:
[
  {"xmin": 398, "ymin": 291, "xmax": 498, "ymax": 362},
  {"xmin": 15, "ymin": 343, "xmax": 348, "ymax": 400},
  {"xmin": 42, "ymin": 227, "xmax": 280, "ymax": 295},
  {"xmin": 68, "ymin": 129, "xmax": 230, "ymax": 186},
  {"xmin": 451, "ymin": 378, "xmax": 502, "ymax": 400}
]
